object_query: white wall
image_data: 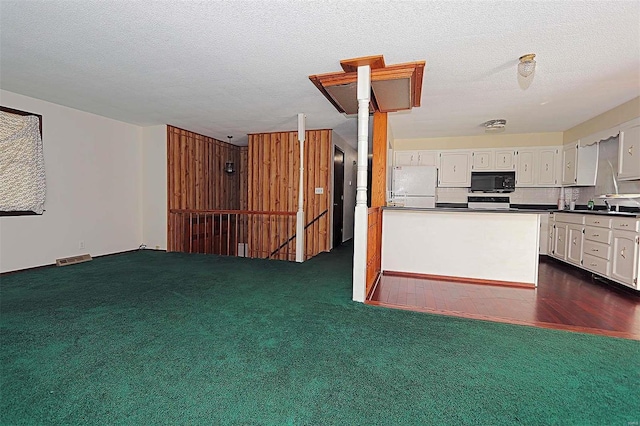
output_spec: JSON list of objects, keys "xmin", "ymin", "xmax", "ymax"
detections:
[
  {"xmin": 141, "ymin": 125, "xmax": 167, "ymax": 249},
  {"xmin": 333, "ymin": 134, "xmax": 357, "ymax": 242},
  {"xmin": 0, "ymin": 91, "xmax": 143, "ymax": 272}
]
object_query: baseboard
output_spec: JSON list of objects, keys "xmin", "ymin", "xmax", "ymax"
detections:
[
  {"xmin": 382, "ymin": 270, "xmax": 536, "ymax": 289},
  {"xmin": 0, "ymin": 248, "xmax": 147, "ymax": 276}
]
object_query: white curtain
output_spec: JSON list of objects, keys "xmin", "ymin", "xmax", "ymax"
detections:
[{"xmin": 0, "ymin": 111, "xmax": 46, "ymax": 213}]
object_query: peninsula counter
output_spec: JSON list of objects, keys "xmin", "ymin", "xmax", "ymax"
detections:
[{"xmin": 381, "ymin": 208, "xmax": 540, "ymax": 287}]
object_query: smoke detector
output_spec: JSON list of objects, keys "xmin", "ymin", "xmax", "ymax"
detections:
[{"xmin": 483, "ymin": 119, "xmax": 507, "ymax": 133}]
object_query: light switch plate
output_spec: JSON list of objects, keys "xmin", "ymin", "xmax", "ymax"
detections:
[{"xmin": 315, "ymin": 187, "xmax": 324, "ymax": 194}]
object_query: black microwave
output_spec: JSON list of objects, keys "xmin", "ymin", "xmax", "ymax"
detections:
[{"xmin": 470, "ymin": 171, "xmax": 516, "ymax": 193}]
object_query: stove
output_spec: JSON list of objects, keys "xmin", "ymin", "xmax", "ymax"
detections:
[{"xmin": 467, "ymin": 195, "xmax": 510, "ymax": 210}]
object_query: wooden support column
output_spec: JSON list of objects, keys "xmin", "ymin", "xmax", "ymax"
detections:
[{"xmin": 371, "ymin": 111, "xmax": 388, "ymax": 208}]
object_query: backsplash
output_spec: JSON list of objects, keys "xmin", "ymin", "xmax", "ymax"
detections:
[{"xmin": 436, "ymin": 187, "xmax": 561, "ymax": 205}]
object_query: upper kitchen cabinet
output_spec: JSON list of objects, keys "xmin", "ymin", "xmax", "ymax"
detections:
[
  {"xmin": 494, "ymin": 150, "xmax": 516, "ymax": 170},
  {"xmin": 438, "ymin": 151, "xmax": 471, "ymax": 187},
  {"xmin": 395, "ymin": 151, "xmax": 416, "ymax": 166},
  {"xmin": 394, "ymin": 150, "xmax": 437, "ymax": 166},
  {"xmin": 515, "ymin": 147, "xmax": 561, "ymax": 187},
  {"xmin": 562, "ymin": 141, "xmax": 598, "ymax": 186},
  {"xmin": 416, "ymin": 151, "xmax": 438, "ymax": 166},
  {"xmin": 618, "ymin": 120, "xmax": 640, "ymax": 180},
  {"xmin": 515, "ymin": 149, "xmax": 535, "ymax": 186},
  {"xmin": 471, "ymin": 150, "xmax": 494, "ymax": 170},
  {"xmin": 538, "ymin": 148, "xmax": 560, "ymax": 186}
]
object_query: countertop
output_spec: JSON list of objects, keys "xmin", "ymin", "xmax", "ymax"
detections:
[{"xmin": 382, "ymin": 206, "xmax": 640, "ymax": 218}]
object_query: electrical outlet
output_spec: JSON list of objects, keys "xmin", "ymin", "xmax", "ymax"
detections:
[
  {"xmin": 79, "ymin": 241, "xmax": 85, "ymax": 249},
  {"xmin": 155, "ymin": 245, "xmax": 160, "ymax": 250}
]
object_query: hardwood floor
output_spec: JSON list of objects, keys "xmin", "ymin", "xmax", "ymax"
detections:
[{"xmin": 367, "ymin": 257, "xmax": 640, "ymax": 340}]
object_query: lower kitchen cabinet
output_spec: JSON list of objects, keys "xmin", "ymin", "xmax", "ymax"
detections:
[
  {"xmin": 611, "ymin": 231, "xmax": 639, "ymax": 287},
  {"xmin": 553, "ymin": 222, "xmax": 568, "ymax": 260},
  {"xmin": 549, "ymin": 213, "xmax": 640, "ymax": 290},
  {"xmin": 566, "ymin": 224, "xmax": 584, "ymax": 266}
]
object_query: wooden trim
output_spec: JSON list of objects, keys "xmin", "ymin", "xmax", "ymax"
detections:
[
  {"xmin": 371, "ymin": 111, "xmax": 387, "ymax": 208},
  {"xmin": 382, "ymin": 270, "xmax": 536, "ymax": 289},
  {"xmin": 308, "ymin": 58, "xmax": 426, "ymax": 114},
  {"xmin": 364, "ymin": 300, "xmax": 639, "ymax": 340},
  {"xmin": 246, "ymin": 128, "xmax": 333, "ymax": 136},
  {"xmin": 366, "ymin": 271, "xmax": 382, "ymax": 300},
  {"xmin": 340, "ymin": 55, "xmax": 386, "ymax": 72},
  {"xmin": 170, "ymin": 209, "xmax": 295, "ymax": 215}
]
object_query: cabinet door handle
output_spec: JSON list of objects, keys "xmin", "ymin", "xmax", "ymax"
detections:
[
  {"xmin": 620, "ymin": 224, "xmax": 628, "ymax": 227},
  {"xmin": 453, "ymin": 165, "xmax": 456, "ymax": 172},
  {"xmin": 621, "ymin": 247, "xmax": 626, "ymax": 259},
  {"xmin": 566, "ymin": 162, "xmax": 571, "ymax": 168},
  {"xmin": 590, "ymin": 263, "xmax": 598, "ymax": 266},
  {"xmin": 591, "ymin": 248, "xmax": 598, "ymax": 252},
  {"xmin": 573, "ymin": 237, "xmax": 577, "ymax": 245},
  {"xmin": 592, "ymin": 233, "xmax": 599, "ymax": 237},
  {"xmin": 524, "ymin": 164, "xmax": 528, "ymax": 172},
  {"xmin": 629, "ymin": 145, "xmax": 634, "ymax": 155},
  {"xmin": 545, "ymin": 164, "xmax": 549, "ymax": 171}
]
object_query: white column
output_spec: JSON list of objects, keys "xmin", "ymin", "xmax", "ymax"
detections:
[
  {"xmin": 352, "ymin": 65, "xmax": 370, "ymax": 302},
  {"xmin": 295, "ymin": 113, "xmax": 306, "ymax": 263}
]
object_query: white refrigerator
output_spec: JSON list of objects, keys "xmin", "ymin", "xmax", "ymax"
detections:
[{"xmin": 391, "ymin": 165, "xmax": 437, "ymax": 208}]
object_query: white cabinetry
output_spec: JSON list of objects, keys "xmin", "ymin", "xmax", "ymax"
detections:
[
  {"xmin": 553, "ymin": 222, "xmax": 568, "ymax": 260},
  {"xmin": 495, "ymin": 150, "xmax": 515, "ymax": 170},
  {"xmin": 394, "ymin": 150, "xmax": 437, "ymax": 166},
  {"xmin": 514, "ymin": 147, "xmax": 561, "ymax": 188},
  {"xmin": 515, "ymin": 149, "xmax": 535, "ymax": 186},
  {"xmin": 566, "ymin": 224, "xmax": 584, "ymax": 266},
  {"xmin": 562, "ymin": 141, "xmax": 598, "ymax": 186},
  {"xmin": 610, "ymin": 218, "xmax": 639, "ymax": 287},
  {"xmin": 552, "ymin": 213, "xmax": 585, "ymax": 263},
  {"xmin": 471, "ymin": 150, "xmax": 493, "ymax": 170},
  {"xmin": 611, "ymin": 231, "xmax": 639, "ymax": 287},
  {"xmin": 539, "ymin": 213, "xmax": 550, "ymax": 255},
  {"xmin": 618, "ymin": 121, "xmax": 640, "ymax": 180},
  {"xmin": 395, "ymin": 151, "xmax": 415, "ymax": 166},
  {"xmin": 417, "ymin": 151, "xmax": 438, "ymax": 166},
  {"xmin": 538, "ymin": 148, "xmax": 560, "ymax": 186},
  {"xmin": 438, "ymin": 151, "xmax": 471, "ymax": 187},
  {"xmin": 550, "ymin": 213, "xmax": 639, "ymax": 291}
]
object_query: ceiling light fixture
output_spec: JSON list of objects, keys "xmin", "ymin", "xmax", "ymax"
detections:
[
  {"xmin": 518, "ymin": 54, "xmax": 536, "ymax": 78},
  {"xmin": 483, "ymin": 119, "xmax": 507, "ymax": 133}
]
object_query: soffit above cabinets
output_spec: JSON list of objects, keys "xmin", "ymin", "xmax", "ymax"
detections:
[{"xmin": 309, "ymin": 55, "xmax": 425, "ymax": 115}]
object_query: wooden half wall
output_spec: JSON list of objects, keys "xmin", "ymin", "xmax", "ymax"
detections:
[
  {"xmin": 247, "ymin": 129, "xmax": 332, "ymax": 260},
  {"xmin": 167, "ymin": 126, "xmax": 243, "ymax": 250}
]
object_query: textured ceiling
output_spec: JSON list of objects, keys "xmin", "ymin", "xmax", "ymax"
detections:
[{"xmin": 1, "ymin": 1, "xmax": 639, "ymax": 148}]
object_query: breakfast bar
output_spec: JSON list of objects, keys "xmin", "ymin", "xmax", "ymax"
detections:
[{"xmin": 381, "ymin": 208, "xmax": 541, "ymax": 286}]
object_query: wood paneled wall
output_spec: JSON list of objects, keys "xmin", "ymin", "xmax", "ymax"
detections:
[
  {"xmin": 247, "ymin": 129, "xmax": 332, "ymax": 259},
  {"xmin": 167, "ymin": 126, "xmax": 244, "ymax": 251},
  {"xmin": 167, "ymin": 125, "xmax": 242, "ymax": 210}
]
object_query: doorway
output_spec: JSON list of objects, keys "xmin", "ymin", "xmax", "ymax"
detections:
[{"xmin": 333, "ymin": 147, "xmax": 345, "ymax": 248}]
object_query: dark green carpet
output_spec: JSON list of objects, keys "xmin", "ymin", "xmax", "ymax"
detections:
[{"xmin": 1, "ymin": 244, "xmax": 639, "ymax": 425}]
